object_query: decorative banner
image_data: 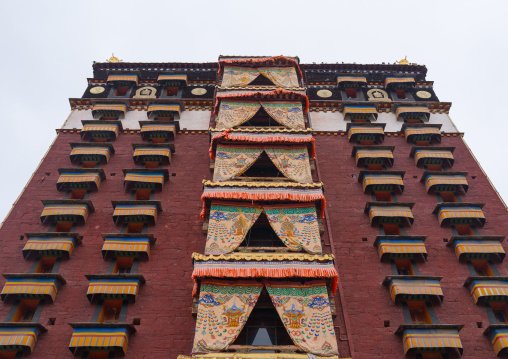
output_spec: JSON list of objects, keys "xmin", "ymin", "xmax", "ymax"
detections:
[
  {"xmin": 213, "ymin": 145, "xmax": 264, "ymax": 182},
  {"xmin": 261, "ymin": 102, "xmax": 305, "ymax": 129},
  {"xmin": 216, "ymin": 101, "xmax": 261, "ymax": 129},
  {"xmin": 258, "ymin": 67, "xmax": 300, "ymax": 88},
  {"xmin": 402, "ymin": 328, "xmax": 462, "ymax": 355},
  {"xmin": 265, "ymin": 146, "xmax": 312, "ymax": 184},
  {"xmin": 265, "ymin": 280, "xmax": 338, "ymax": 355},
  {"xmin": 205, "ymin": 202, "xmax": 262, "ymax": 255},
  {"xmin": 222, "ymin": 67, "xmax": 260, "ymax": 87},
  {"xmin": 192, "ymin": 279, "xmax": 262, "ymax": 353},
  {"xmin": 264, "ymin": 204, "xmax": 321, "ymax": 254}
]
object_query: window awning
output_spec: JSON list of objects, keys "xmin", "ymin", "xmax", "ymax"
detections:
[
  {"xmin": 191, "ymin": 252, "xmax": 338, "ymax": 296},
  {"xmin": 157, "ymin": 74, "xmax": 188, "ymax": 86},
  {"xmin": 413, "ymin": 148, "xmax": 455, "ymax": 167},
  {"xmin": 374, "ymin": 237, "xmax": 427, "ymax": 260},
  {"xmin": 101, "ymin": 235, "xmax": 154, "ymax": 260},
  {"xmin": 70, "ymin": 143, "xmax": 113, "ymax": 164},
  {"xmin": 141, "ymin": 124, "xmax": 177, "ymax": 142},
  {"xmin": 112, "ymin": 201, "xmax": 161, "ymax": 225},
  {"xmin": 402, "ymin": 328, "xmax": 463, "ymax": 355},
  {"xmin": 57, "ymin": 171, "xmax": 102, "ymax": 191},
  {"xmin": 1, "ymin": 277, "xmax": 59, "ymax": 302},
  {"xmin": 366, "ymin": 203, "xmax": 415, "ymax": 225},
  {"xmin": 107, "ymin": 74, "xmax": 138, "ymax": 86},
  {"xmin": 386, "ymin": 277, "xmax": 443, "ymax": 303},
  {"xmin": 396, "ymin": 107, "xmax": 430, "ymax": 121},
  {"xmin": 490, "ymin": 327, "xmax": 508, "ymax": 356},
  {"xmin": 123, "ymin": 170, "xmax": 166, "ymax": 191},
  {"xmin": 424, "ymin": 174, "xmax": 468, "ymax": 193},
  {"xmin": 23, "ymin": 234, "xmax": 77, "ymax": 259},
  {"xmin": 337, "ymin": 76, "xmax": 367, "ymax": 87},
  {"xmin": 469, "ymin": 279, "xmax": 508, "ymax": 304},
  {"xmin": 69, "ymin": 327, "xmax": 129, "ymax": 355},
  {"xmin": 343, "ymin": 105, "xmax": 378, "ymax": 120},
  {"xmin": 200, "ymin": 180, "xmax": 326, "ymax": 218},
  {"xmin": 209, "ymin": 128, "xmax": 315, "ymax": 159},
  {"xmin": 434, "ymin": 203, "xmax": 486, "ymax": 226},
  {"xmin": 86, "ymin": 277, "xmax": 143, "ymax": 302},
  {"xmin": 362, "ymin": 174, "xmax": 404, "ymax": 193},
  {"xmin": 132, "ymin": 146, "xmax": 172, "ymax": 164},
  {"xmin": 0, "ymin": 326, "xmax": 40, "ymax": 353},
  {"xmin": 353, "ymin": 147, "xmax": 394, "ymax": 166},
  {"xmin": 347, "ymin": 125, "xmax": 384, "ymax": 142},
  {"xmin": 81, "ymin": 123, "xmax": 120, "ymax": 140},
  {"xmin": 384, "ymin": 77, "xmax": 415, "ymax": 89},
  {"xmin": 404, "ymin": 126, "xmax": 441, "ymax": 142},
  {"xmin": 92, "ymin": 104, "xmax": 127, "ymax": 119},
  {"xmin": 147, "ymin": 104, "xmax": 181, "ymax": 119},
  {"xmin": 40, "ymin": 203, "xmax": 90, "ymax": 224},
  {"xmin": 450, "ymin": 236, "xmax": 505, "ymax": 261}
]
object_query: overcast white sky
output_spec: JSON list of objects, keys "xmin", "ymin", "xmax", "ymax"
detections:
[{"xmin": 0, "ymin": 0, "xmax": 507, "ymax": 224}]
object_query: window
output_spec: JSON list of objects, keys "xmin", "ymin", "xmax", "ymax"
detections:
[
  {"xmin": 113, "ymin": 257, "xmax": 134, "ymax": 274},
  {"xmin": 114, "ymin": 87, "xmax": 129, "ymax": 97},
  {"xmin": 11, "ymin": 300, "xmax": 39, "ymax": 323},
  {"xmin": 86, "ymin": 353, "xmax": 112, "ymax": 359},
  {"xmin": 425, "ymin": 164, "xmax": 443, "ymax": 171},
  {"xmin": 471, "ymin": 260, "xmax": 495, "ymax": 277},
  {"xmin": 35, "ymin": 257, "xmax": 56, "ymax": 273},
  {"xmin": 415, "ymin": 140, "xmax": 432, "ymax": 146},
  {"xmin": 373, "ymin": 191, "xmax": 393, "ymax": 202},
  {"xmin": 98, "ymin": 300, "xmax": 123, "ymax": 323},
  {"xmin": 395, "ymin": 89, "xmax": 407, "ymax": 100},
  {"xmin": 164, "ymin": 86, "xmax": 179, "ymax": 97},
  {"xmin": 125, "ymin": 222, "xmax": 146, "ymax": 234},
  {"xmin": 133, "ymin": 189, "xmax": 153, "ymax": 201},
  {"xmin": 143, "ymin": 161, "xmax": 161, "ymax": 169},
  {"xmin": 345, "ymin": 88, "xmax": 358, "ymax": 99},
  {"xmin": 240, "ymin": 212, "xmax": 286, "ymax": 249},
  {"xmin": 420, "ymin": 354, "xmax": 445, "ymax": 359},
  {"xmin": 233, "ymin": 289, "xmax": 293, "ymax": 347},
  {"xmin": 382, "ymin": 224, "xmax": 402, "ymax": 236},
  {"xmin": 53, "ymin": 221, "xmax": 75, "ymax": 233},
  {"xmin": 407, "ymin": 301, "xmax": 432, "ymax": 324},
  {"xmin": 491, "ymin": 302, "xmax": 508, "ymax": 323},
  {"xmin": 438, "ymin": 192, "xmax": 458, "ymax": 202},
  {"xmin": 68, "ymin": 189, "xmax": 88, "ymax": 200},
  {"xmin": 366, "ymin": 164, "xmax": 384, "ymax": 171},
  {"xmin": 453, "ymin": 224, "xmax": 475, "ymax": 236},
  {"xmin": 0, "ymin": 352, "xmax": 19, "ymax": 359},
  {"xmin": 394, "ymin": 259, "xmax": 415, "ymax": 276},
  {"xmin": 81, "ymin": 161, "xmax": 99, "ymax": 169}
]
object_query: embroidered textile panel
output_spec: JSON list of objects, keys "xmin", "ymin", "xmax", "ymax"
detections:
[
  {"xmin": 258, "ymin": 67, "xmax": 300, "ymax": 88},
  {"xmin": 205, "ymin": 202, "xmax": 262, "ymax": 255},
  {"xmin": 192, "ymin": 279, "xmax": 262, "ymax": 353},
  {"xmin": 264, "ymin": 204, "xmax": 322, "ymax": 254},
  {"xmin": 213, "ymin": 146, "xmax": 264, "ymax": 182},
  {"xmin": 265, "ymin": 146, "xmax": 312, "ymax": 183},
  {"xmin": 261, "ymin": 102, "xmax": 305, "ymax": 129},
  {"xmin": 222, "ymin": 67, "xmax": 260, "ymax": 88},
  {"xmin": 216, "ymin": 101, "xmax": 261, "ymax": 129},
  {"xmin": 265, "ymin": 280, "xmax": 338, "ymax": 355}
]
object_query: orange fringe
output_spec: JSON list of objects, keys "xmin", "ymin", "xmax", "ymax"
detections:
[
  {"xmin": 200, "ymin": 191, "xmax": 326, "ymax": 219},
  {"xmin": 192, "ymin": 267, "xmax": 338, "ymax": 297},
  {"xmin": 209, "ymin": 130, "xmax": 316, "ymax": 159},
  {"xmin": 214, "ymin": 88, "xmax": 309, "ymax": 114},
  {"xmin": 218, "ymin": 55, "xmax": 303, "ymax": 78}
]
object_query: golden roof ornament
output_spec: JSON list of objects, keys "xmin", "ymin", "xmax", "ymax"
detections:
[
  {"xmin": 396, "ymin": 56, "xmax": 410, "ymax": 65},
  {"xmin": 107, "ymin": 53, "xmax": 123, "ymax": 63}
]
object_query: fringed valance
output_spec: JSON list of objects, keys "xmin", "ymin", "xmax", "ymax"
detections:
[
  {"xmin": 218, "ymin": 56, "xmax": 302, "ymax": 77},
  {"xmin": 214, "ymin": 89, "xmax": 309, "ymax": 114}
]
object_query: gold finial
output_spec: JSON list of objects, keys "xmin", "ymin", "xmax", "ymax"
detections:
[
  {"xmin": 396, "ymin": 56, "xmax": 410, "ymax": 65},
  {"xmin": 107, "ymin": 53, "xmax": 123, "ymax": 63}
]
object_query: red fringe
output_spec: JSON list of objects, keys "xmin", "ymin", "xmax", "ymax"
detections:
[
  {"xmin": 209, "ymin": 131, "xmax": 316, "ymax": 159},
  {"xmin": 200, "ymin": 191, "xmax": 326, "ymax": 219},
  {"xmin": 218, "ymin": 55, "xmax": 303, "ymax": 78},
  {"xmin": 192, "ymin": 267, "xmax": 338, "ymax": 297},
  {"xmin": 214, "ymin": 89, "xmax": 309, "ymax": 114}
]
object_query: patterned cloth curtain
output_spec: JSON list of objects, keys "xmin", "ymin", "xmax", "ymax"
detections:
[
  {"xmin": 216, "ymin": 101, "xmax": 261, "ymax": 129},
  {"xmin": 258, "ymin": 67, "xmax": 299, "ymax": 88},
  {"xmin": 222, "ymin": 67, "xmax": 260, "ymax": 88},
  {"xmin": 261, "ymin": 102, "xmax": 305, "ymax": 129},
  {"xmin": 265, "ymin": 146, "xmax": 312, "ymax": 183},
  {"xmin": 205, "ymin": 202, "xmax": 263, "ymax": 255},
  {"xmin": 265, "ymin": 280, "xmax": 338, "ymax": 355},
  {"xmin": 192, "ymin": 279, "xmax": 262, "ymax": 353},
  {"xmin": 213, "ymin": 145, "xmax": 264, "ymax": 182},
  {"xmin": 264, "ymin": 204, "xmax": 322, "ymax": 254}
]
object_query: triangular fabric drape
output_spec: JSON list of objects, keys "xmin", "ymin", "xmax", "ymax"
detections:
[
  {"xmin": 205, "ymin": 202, "xmax": 262, "ymax": 255},
  {"xmin": 192, "ymin": 279, "xmax": 262, "ymax": 353},
  {"xmin": 258, "ymin": 67, "xmax": 299, "ymax": 88},
  {"xmin": 261, "ymin": 102, "xmax": 305, "ymax": 129},
  {"xmin": 265, "ymin": 280, "xmax": 338, "ymax": 355},
  {"xmin": 222, "ymin": 67, "xmax": 260, "ymax": 88},
  {"xmin": 264, "ymin": 204, "xmax": 322, "ymax": 254},
  {"xmin": 264, "ymin": 146, "xmax": 312, "ymax": 183},
  {"xmin": 213, "ymin": 145, "xmax": 264, "ymax": 182},
  {"xmin": 216, "ymin": 101, "xmax": 261, "ymax": 129}
]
